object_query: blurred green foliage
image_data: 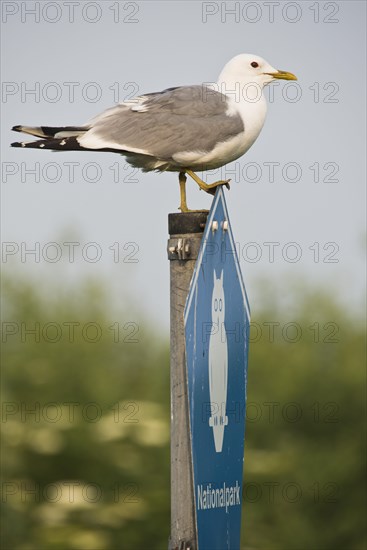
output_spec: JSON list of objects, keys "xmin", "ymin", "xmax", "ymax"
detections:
[{"xmin": 1, "ymin": 276, "xmax": 365, "ymax": 549}]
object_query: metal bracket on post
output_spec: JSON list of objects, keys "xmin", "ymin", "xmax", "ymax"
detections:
[
  {"xmin": 167, "ymin": 212, "xmax": 208, "ymax": 550},
  {"xmin": 167, "ymin": 236, "xmax": 203, "ymax": 261}
]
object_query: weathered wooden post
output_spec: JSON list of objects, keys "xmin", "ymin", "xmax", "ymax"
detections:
[
  {"xmin": 168, "ymin": 189, "xmax": 250, "ymax": 550},
  {"xmin": 167, "ymin": 212, "xmax": 208, "ymax": 550}
]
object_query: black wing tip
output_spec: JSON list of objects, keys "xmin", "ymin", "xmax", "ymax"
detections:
[
  {"xmin": 11, "ymin": 141, "xmax": 23, "ymax": 147},
  {"xmin": 12, "ymin": 125, "xmax": 22, "ymax": 132}
]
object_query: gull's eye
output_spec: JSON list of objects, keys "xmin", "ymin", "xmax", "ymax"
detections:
[{"xmin": 251, "ymin": 61, "xmax": 259, "ymax": 68}]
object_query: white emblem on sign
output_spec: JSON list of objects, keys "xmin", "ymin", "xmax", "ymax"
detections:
[{"xmin": 208, "ymin": 269, "xmax": 228, "ymax": 453}]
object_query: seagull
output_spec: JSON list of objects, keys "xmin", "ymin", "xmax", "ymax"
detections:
[{"xmin": 11, "ymin": 54, "xmax": 296, "ymax": 212}]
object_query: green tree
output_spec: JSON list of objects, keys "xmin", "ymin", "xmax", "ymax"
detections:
[{"xmin": 1, "ymin": 276, "xmax": 365, "ymax": 549}]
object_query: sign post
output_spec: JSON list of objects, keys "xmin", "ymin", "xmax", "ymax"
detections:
[
  {"xmin": 168, "ymin": 211, "xmax": 209, "ymax": 550},
  {"xmin": 168, "ymin": 188, "xmax": 250, "ymax": 550}
]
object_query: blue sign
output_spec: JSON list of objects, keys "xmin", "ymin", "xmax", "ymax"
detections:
[{"xmin": 184, "ymin": 188, "xmax": 250, "ymax": 550}]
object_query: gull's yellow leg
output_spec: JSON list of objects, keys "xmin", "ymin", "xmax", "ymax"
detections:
[
  {"xmin": 186, "ymin": 169, "xmax": 231, "ymax": 195},
  {"xmin": 178, "ymin": 172, "xmax": 209, "ymax": 213},
  {"xmin": 179, "ymin": 172, "xmax": 189, "ymax": 212}
]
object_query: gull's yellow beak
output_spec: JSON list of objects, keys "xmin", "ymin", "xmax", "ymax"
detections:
[{"xmin": 267, "ymin": 70, "xmax": 297, "ymax": 81}]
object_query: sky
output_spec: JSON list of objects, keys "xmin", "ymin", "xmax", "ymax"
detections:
[{"xmin": 1, "ymin": 0, "xmax": 366, "ymax": 329}]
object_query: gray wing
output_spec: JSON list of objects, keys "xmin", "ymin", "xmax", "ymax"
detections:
[{"xmin": 78, "ymin": 86, "xmax": 244, "ymax": 160}]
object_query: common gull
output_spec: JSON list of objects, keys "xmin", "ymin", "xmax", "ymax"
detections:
[{"xmin": 11, "ymin": 53, "xmax": 297, "ymax": 211}]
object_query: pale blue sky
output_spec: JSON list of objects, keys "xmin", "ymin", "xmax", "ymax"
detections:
[{"xmin": 1, "ymin": 0, "xmax": 366, "ymax": 328}]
